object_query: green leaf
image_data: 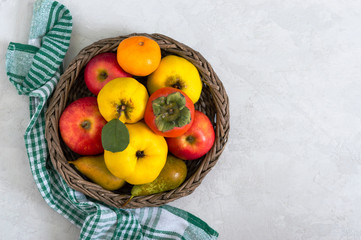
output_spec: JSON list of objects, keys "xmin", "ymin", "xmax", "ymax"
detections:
[{"xmin": 101, "ymin": 119, "xmax": 129, "ymax": 153}]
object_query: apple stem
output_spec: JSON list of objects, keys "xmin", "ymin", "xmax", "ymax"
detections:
[
  {"xmin": 99, "ymin": 71, "xmax": 108, "ymax": 81},
  {"xmin": 186, "ymin": 135, "xmax": 196, "ymax": 144},
  {"xmin": 80, "ymin": 120, "xmax": 91, "ymax": 130}
]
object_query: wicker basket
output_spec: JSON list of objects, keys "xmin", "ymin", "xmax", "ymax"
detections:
[{"xmin": 45, "ymin": 33, "xmax": 229, "ymax": 208}]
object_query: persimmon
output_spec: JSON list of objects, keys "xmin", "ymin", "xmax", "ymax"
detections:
[
  {"xmin": 116, "ymin": 36, "xmax": 161, "ymax": 76},
  {"xmin": 144, "ymin": 87, "xmax": 195, "ymax": 138}
]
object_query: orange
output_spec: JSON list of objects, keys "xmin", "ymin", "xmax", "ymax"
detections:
[{"xmin": 117, "ymin": 36, "xmax": 161, "ymax": 76}]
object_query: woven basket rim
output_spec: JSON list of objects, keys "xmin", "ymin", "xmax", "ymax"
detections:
[{"xmin": 45, "ymin": 33, "xmax": 230, "ymax": 208}]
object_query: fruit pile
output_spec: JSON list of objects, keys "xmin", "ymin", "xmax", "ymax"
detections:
[{"xmin": 59, "ymin": 36, "xmax": 215, "ymax": 203}]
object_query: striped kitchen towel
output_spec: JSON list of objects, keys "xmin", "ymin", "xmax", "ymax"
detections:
[{"xmin": 5, "ymin": 0, "xmax": 218, "ymax": 239}]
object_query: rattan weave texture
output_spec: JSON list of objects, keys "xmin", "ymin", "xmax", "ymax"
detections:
[{"xmin": 45, "ymin": 33, "xmax": 229, "ymax": 208}]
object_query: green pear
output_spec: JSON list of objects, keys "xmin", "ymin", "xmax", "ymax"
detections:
[
  {"xmin": 69, "ymin": 155, "xmax": 125, "ymax": 191},
  {"xmin": 123, "ymin": 155, "xmax": 187, "ymax": 206}
]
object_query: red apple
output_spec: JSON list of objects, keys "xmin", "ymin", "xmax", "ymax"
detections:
[
  {"xmin": 84, "ymin": 52, "xmax": 132, "ymax": 95},
  {"xmin": 59, "ymin": 97, "xmax": 107, "ymax": 155},
  {"xmin": 166, "ymin": 110, "xmax": 215, "ymax": 160}
]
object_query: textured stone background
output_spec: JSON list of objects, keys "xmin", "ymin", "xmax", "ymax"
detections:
[{"xmin": 1, "ymin": 0, "xmax": 361, "ymax": 239}]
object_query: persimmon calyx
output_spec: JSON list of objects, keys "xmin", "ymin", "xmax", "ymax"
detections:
[{"xmin": 152, "ymin": 92, "xmax": 191, "ymax": 132}]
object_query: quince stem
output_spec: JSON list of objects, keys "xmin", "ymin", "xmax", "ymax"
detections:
[{"xmin": 117, "ymin": 104, "xmax": 127, "ymax": 119}]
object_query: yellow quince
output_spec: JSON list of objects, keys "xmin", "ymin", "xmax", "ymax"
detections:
[
  {"xmin": 97, "ymin": 77, "xmax": 149, "ymax": 123},
  {"xmin": 104, "ymin": 121, "xmax": 168, "ymax": 185},
  {"xmin": 147, "ymin": 55, "xmax": 202, "ymax": 103}
]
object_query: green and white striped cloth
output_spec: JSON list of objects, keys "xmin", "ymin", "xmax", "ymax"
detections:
[{"xmin": 5, "ymin": 0, "xmax": 218, "ymax": 239}]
